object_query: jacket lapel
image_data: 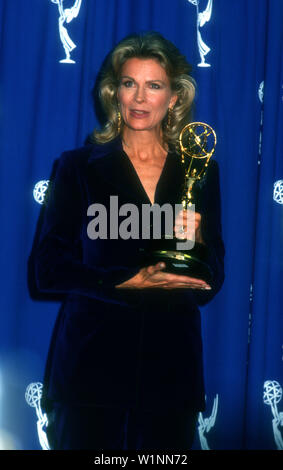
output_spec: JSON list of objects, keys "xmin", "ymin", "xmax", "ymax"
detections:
[
  {"xmin": 86, "ymin": 137, "xmax": 185, "ymax": 206},
  {"xmin": 87, "ymin": 137, "xmax": 150, "ymax": 205}
]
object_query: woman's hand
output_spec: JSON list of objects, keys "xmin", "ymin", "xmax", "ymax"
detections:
[
  {"xmin": 174, "ymin": 210, "xmax": 204, "ymax": 244},
  {"xmin": 116, "ymin": 210, "xmax": 208, "ymax": 290},
  {"xmin": 115, "ymin": 262, "xmax": 211, "ymax": 290}
]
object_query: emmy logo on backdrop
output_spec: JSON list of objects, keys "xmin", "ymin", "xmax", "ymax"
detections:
[
  {"xmin": 258, "ymin": 81, "xmax": 264, "ymax": 105},
  {"xmin": 263, "ymin": 380, "xmax": 283, "ymax": 450},
  {"xmin": 25, "ymin": 382, "xmax": 50, "ymax": 450},
  {"xmin": 197, "ymin": 394, "xmax": 218, "ymax": 449},
  {"xmin": 33, "ymin": 180, "xmax": 50, "ymax": 205},
  {"xmin": 273, "ymin": 180, "xmax": 283, "ymax": 205},
  {"xmin": 257, "ymin": 80, "xmax": 264, "ymax": 160},
  {"xmin": 50, "ymin": 0, "xmax": 83, "ymax": 63},
  {"xmin": 187, "ymin": 0, "xmax": 213, "ymax": 67}
]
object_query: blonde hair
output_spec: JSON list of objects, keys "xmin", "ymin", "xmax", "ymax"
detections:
[{"xmin": 93, "ymin": 32, "xmax": 196, "ymax": 151}]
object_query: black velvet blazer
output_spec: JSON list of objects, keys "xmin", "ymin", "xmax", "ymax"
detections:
[{"xmin": 30, "ymin": 136, "xmax": 225, "ymax": 413}]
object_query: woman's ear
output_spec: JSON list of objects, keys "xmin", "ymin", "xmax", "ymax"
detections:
[{"xmin": 169, "ymin": 93, "xmax": 178, "ymax": 109}]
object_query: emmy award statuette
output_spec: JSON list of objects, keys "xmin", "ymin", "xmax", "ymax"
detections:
[{"xmin": 147, "ymin": 122, "xmax": 217, "ymax": 284}]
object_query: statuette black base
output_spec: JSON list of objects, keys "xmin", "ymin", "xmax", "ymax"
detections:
[{"xmin": 144, "ymin": 238, "xmax": 213, "ymax": 284}]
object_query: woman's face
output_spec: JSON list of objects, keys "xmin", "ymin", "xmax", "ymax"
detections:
[{"xmin": 117, "ymin": 57, "xmax": 177, "ymax": 134}]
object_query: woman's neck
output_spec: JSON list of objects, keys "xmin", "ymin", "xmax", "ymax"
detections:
[{"xmin": 121, "ymin": 127, "xmax": 168, "ymax": 161}]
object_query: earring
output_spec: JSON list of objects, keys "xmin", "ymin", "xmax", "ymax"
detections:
[
  {"xmin": 117, "ymin": 110, "xmax": 121, "ymax": 134},
  {"xmin": 167, "ymin": 107, "xmax": 173, "ymax": 129}
]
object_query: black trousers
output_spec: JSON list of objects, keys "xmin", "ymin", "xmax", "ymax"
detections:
[{"xmin": 46, "ymin": 403, "xmax": 198, "ymax": 450}]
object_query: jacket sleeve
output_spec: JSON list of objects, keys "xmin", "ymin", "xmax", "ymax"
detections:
[
  {"xmin": 191, "ymin": 160, "xmax": 225, "ymax": 306},
  {"xmin": 33, "ymin": 151, "xmax": 140, "ymax": 304}
]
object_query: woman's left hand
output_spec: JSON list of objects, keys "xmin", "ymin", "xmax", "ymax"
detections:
[{"xmin": 174, "ymin": 210, "xmax": 204, "ymax": 244}]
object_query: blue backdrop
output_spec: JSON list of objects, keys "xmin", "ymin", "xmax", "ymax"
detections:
[{"xmin": 0, "ymin": 0, "xmax": 282, "ymax": 450}]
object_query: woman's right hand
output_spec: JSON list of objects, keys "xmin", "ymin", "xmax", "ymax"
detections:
[{"xmin": 115, "ymin": 262, "xmax": 211, "ymax": 290}]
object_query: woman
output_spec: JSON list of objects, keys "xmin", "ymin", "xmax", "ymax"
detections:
[{"xmin": 32, "ymin": 32, "xmax": 225, "ymax": 450}]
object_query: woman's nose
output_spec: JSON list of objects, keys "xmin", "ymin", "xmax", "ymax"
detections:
[{"xmin": 134, "ymin": 86, "xmax": 145, "ymax": 103}]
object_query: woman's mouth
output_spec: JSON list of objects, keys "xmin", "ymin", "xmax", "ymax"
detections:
[{"xmin": 129, "ymin": 109, "xmax": 150, "ymax": 119}]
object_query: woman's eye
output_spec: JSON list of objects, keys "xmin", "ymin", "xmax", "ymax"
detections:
[
  {"xmin": 150, "ymin": 83, "xmax": 161, "ymax": 89},
  {"xmin": 122, "ymin": 80, "xmax": 134, "ymax": 88}
]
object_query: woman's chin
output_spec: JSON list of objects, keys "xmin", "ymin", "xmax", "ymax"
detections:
[{"xmin": 123, "ymin": 122, "xmax": 159, "ymax": 133}]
